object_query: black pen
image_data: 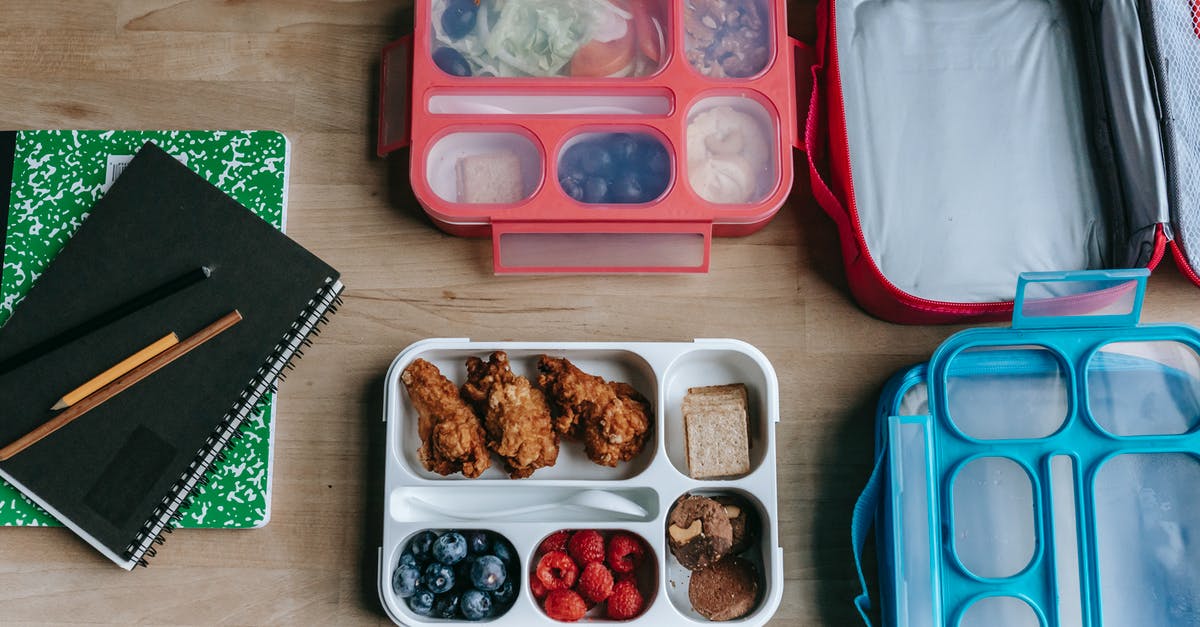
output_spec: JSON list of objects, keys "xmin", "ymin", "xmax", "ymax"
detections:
[{"xmin": 0, "ymin": 265, "xmax": 212, "ymax": 376}]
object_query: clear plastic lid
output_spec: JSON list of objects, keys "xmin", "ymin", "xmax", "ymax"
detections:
[
  {"xmin": 684, "ymin": 0, "xmax": 773, "ymax": 79},
  {"xmin": 1095, "ymin": 453, "xmax": 1200, "ymax": 626},
  {"xmin": 429, "ymin": 0, "xmax": 668, "ymax": 79},
  {"xmin": 426, "ymin": 131, "xmax": 543, "ymax": 205},
  {"xmin": 684, "ymin": 95, "xmax": 778, "ymax": 205},
  {"xmin": 886, "ymin": 271, "xmax": 1200, "ymax": 627},
  {"xmin": 557, "ymin": 131, "xmax": 672, "ymax": 205}
]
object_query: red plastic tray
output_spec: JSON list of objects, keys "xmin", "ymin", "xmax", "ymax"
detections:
[{"xmin": 379, "ymin": 0, "xmax": 807, "ymax": 273}]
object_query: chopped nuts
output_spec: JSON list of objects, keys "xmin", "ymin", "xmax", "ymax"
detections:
[
  {"xmin": 686, "ymin": 0, "xmax": 770, "ymax": 79},
  {"xmin": 669, "ymin": 519, "xmax": 704, "ymax": 543}
]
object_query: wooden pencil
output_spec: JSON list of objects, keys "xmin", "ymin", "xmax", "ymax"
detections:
[
  {"xmin": 51, "ymin": 333, "xmax": 180, "ymax": 410},
  {"xmin": 0, "ymin": 310, "xmax": 242, "ymax": 462}
]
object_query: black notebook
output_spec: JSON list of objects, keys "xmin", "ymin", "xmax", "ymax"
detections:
[{"xmin": 0, "ymin": 142, "xmax": 342, "ymax": 569}]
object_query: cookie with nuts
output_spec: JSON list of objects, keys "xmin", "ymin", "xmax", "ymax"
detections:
[
  {"xmin": 667, "ymin": 495, "xmax": 733, "ymax": 570},
  {"xmin": 712, "ymin": 494, "xmax": 757, "ymax": 554}
]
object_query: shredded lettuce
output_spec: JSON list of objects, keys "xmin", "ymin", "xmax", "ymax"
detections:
[
  {"xmin": 431, "ymin": 0, "xmax": 615, "ymax": 77},
  {"xmin": 484, "ymin": 0, "xmax": 593, "ymax": 76}
]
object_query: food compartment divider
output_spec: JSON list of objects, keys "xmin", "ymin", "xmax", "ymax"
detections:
[
  {"xmin": 379, "ymin": 339, "xmax": 782, "ymax": 626},
  {"xmin": 425, "ymin": 91, "xmax": 676, "ymax": 116},
  {"xmin": 424, "ymin": 127, "xmax": 546, "ymax": 206}
]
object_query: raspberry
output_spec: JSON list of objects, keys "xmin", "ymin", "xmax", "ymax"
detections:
[
  {"xmin": 538, "ymin": 530, "xmax": 571, "ymax": 556},
  {"xmin": 543, "ymin": 589, "xmax": 588, "ymax": 622},
  {"xmin": 614, "ymin": 570, "xmax": 638, "ymax": 584},
  {"xmin": 606, "ymin": 579, "xmax": 645, "ymax": 620},
  {"xmin": 567, "ymin": 530, "xmax": 606, "ymax": 565},
  {"xmin": 530, "ymin": 574, "xmax": 549, "ymax": 599},
  {"xmin": 536, "ymin": 551, "xmax": 579, "ymax": 591},
  {"xmin": 577, "ymin": 561, "xmax": 614, "ymax": 603},
  {"xmin": 606, "ymin": 533, "xmax": 646, "ymax": 574}
]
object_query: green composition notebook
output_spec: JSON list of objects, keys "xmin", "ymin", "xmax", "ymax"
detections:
[{"xmin": 0, "ymin": 130, "xmax": 289, "ymax": 529}]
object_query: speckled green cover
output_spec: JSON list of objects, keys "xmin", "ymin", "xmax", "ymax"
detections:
[{"xmin": 0, "ymin": 130, "xmax": 288, "ymax": 529}]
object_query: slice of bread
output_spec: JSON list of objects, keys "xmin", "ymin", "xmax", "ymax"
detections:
[
  {"xmin": 683, "ymin": 383, "xmax": 748, "ymax": 409},
  {"xmin": 456, "ymin": 151, "xmax": 524, "ymax": 204},
  {"xmin": 683, "ymin": 383, "xmax": 751, "ymax": 479}
]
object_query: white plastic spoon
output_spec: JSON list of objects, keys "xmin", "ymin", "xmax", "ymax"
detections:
[{"xmin": 407, "ymin": 489, "xmax": 648, "ymax": 520}]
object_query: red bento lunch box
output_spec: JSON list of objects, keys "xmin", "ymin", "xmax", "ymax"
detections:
[{"xmin": 377, "ymin": 0, "xmax": 807, "ymax": 273}]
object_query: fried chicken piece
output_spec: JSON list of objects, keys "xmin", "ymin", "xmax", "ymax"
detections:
[
  {"xmin": 460, "ymin": 351, "xmax": 559, "ymax": 479},
  {"xmin": 536, "ymin": 356, "xmax": 653, "ymax": 467},
  {"xmin": 401, "ymin": 358, "xmax": 491, "ymax": 478}
]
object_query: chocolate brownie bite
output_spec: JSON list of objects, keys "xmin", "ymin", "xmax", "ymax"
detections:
[
  {"xmin": 668, "ymin": 495, "xmax": 733, "ymax": 570},
  {"xmin": 688, "ymin": 557, "xmax": 760, "ymax": 621},
  {"xmin": 713, "ymin": 494, "xmax": 757, "ymax": 555}
]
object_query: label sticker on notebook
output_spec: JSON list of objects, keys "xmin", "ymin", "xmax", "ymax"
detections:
[
  {"xmin": 100, "ymin": 152, "xmax": 188, "ymax": 194},
  {"xmin": 84, "ymin": 426, "xmax": 176, "ymax": 528}
]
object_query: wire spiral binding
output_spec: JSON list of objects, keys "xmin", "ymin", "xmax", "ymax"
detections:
[{"xmin": 123, "ymin": 278, "xmax": 345, "ymax": 566}]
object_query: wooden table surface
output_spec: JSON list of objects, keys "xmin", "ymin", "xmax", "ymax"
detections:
[{"xmin": 1, "ymin": 1, "xmax": 1198, "ymax": 625}]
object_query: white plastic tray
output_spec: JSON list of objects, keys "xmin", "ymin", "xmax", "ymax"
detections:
[{"xmin": 377, "ymin": 339, "xmax": 783, "ymax": 626}]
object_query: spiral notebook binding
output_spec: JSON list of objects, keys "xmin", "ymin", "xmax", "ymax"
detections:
[{"xmin": 123, "ymin": 278, "xmax": 344, "ymax": 565}]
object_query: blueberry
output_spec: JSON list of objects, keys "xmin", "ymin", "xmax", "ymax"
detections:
[
  {"xmin": 561, "ymin": 166, "xmax": 586, "ymax": 185},
  {"xmin": 408, "ymin": 530, "xmax": 438, "ymax": 563},
  {"xmin": 560, "ymin": 142, "xmax": 589, "ymax": 171},
  {"xmin": 424, "ymin": 562, "xmax": 456, "ymax": 594},
  {"xmin": 408, "ymin": 590, "xmax": 435, "ymax": 616},
  {"xmin": 455, "ymin": 558, "xmax": 475, "ymax": 590},
  {"xmin": 466, "ymin": 531, "xmax": 491, "ymax": 555},
  {"xmin": 583, "ymin": 177, "xmax": 610, "ymax": 203},
  {"xmin": 610, "ymin": 134, "xmax": 640, "ymax": 164},
  {"xmin": 580, "ymin": 143, "xmax": 615, "ymax": 177},
  {"xmin": 461, "ymin": 589, "xmax": 493, "ymax": 620},
  {"xmin": 559, "ymin": 163, "xmax": 586, "ymax": 187},
  {"xmin": 433, "ymin": 532, "xmax": 468, "ymax": 565},
  {"xmin": 492, "ymin": 539, "xmax": 516, "ymax": 566},
  {"xmin": 441, "ymin": 0, "xmax": 479, "ymax": 40},
  {"xmin": 611, "ymin": 170, "xmax": 647, "ymax": 204},
  {"xmin": 392, "ymin": 563, "xmax": 422, "ymax": 598},
  {"xmin": 638, "ymin": 139, "xmax": 671, "ymax": 177},
  {"xmin": 433, "ymin": 47, "xmax": 472, "ymax": 77},
  {"xmin": 646, "ymin": 168, "xmax": 670, "ymax": 196},
  {"xmin": 492, "ymin": 580, "xmax": 516, "ymax": 607},
  {"xmin": 399, "ymin": 551, "xmax": 417, "ymax": 567},
  {"xmin": 433, "ymin": 592, "xmax": 460, "ymax": 619},
  {"xmin": 470, "ymin": 555, "xmax": 507, "ymax": 591},
  {"xmin": 560, "ymin": 175, "xmax": 585, "ymax": 201}
]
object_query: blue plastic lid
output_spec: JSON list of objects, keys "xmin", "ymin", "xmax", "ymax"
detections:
[{"xmin": 866, "ymin": 270, "xmax": 1200, "ymax": 627}]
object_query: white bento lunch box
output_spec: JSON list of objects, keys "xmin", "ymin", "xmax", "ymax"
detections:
[{"xmin": 377, "ymin": 338, "xmax": 783, "ymax": 625}]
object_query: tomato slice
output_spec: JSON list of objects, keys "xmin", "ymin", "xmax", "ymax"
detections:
[
  {"xmin": 631, "ymin": 1, "xmax": 662, "ymax": 64},
  {"xmin": 570, "ymin": 15, "xmax": 637, "ymax": 77}
]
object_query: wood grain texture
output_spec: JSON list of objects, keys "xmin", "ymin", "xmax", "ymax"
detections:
[{"xmin": 0, "ymin": 0, "xmax": 1196, "ymax": 625}]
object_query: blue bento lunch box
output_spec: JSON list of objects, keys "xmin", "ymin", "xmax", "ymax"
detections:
[{"xmin": 852, "ymin": 269, "xmax": 1200, "ymax": 627}]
